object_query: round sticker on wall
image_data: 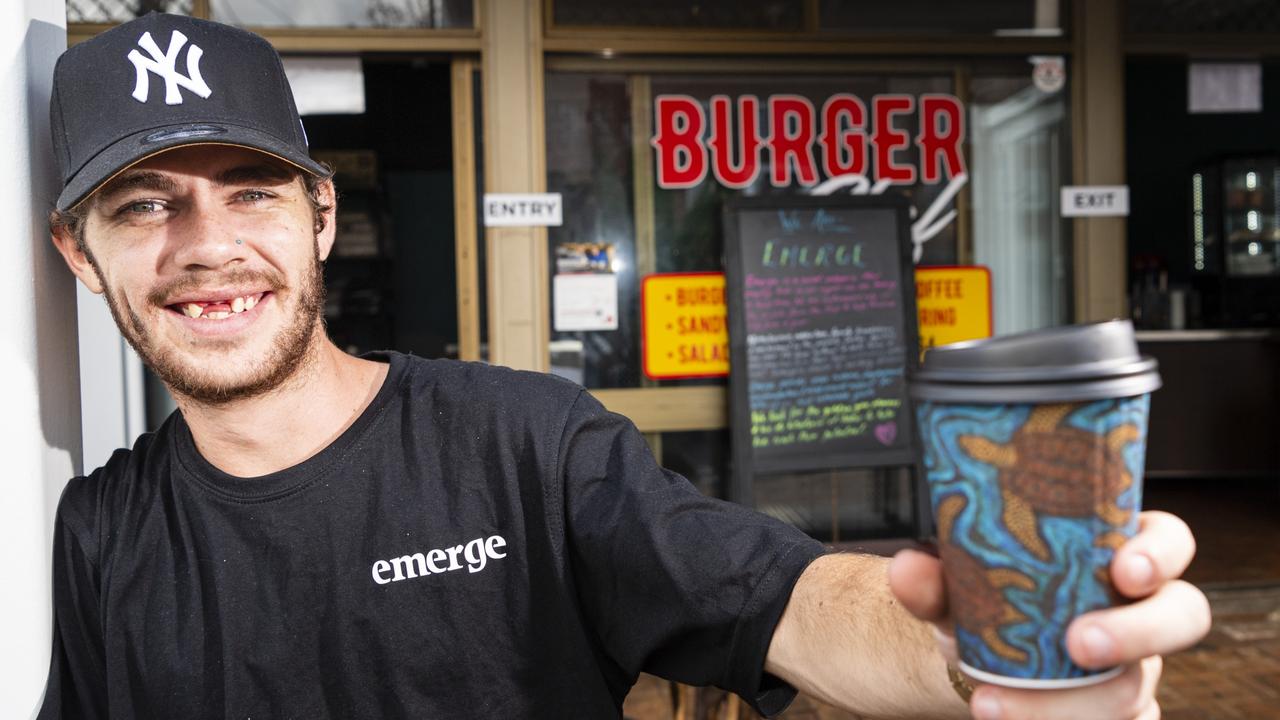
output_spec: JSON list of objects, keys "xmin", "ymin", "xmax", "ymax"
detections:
[{"xmin": 1030, "ymin": 55, "xmax": 1066, "ymax": 94}]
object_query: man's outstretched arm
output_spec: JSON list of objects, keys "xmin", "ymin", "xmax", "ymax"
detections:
[
  {"xmin": 765, "ymin": 510, "xmax": 1211, "ymax": 720},
  {"xmin": 765, "ymin": 552, "xmax": 969, "ymax": 719}
]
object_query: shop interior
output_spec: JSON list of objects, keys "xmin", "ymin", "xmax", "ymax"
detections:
[{"xmin": 1125, "ymin": 56, "xmax": 1280, "ymax": 587}]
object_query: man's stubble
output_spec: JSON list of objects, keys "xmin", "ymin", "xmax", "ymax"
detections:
[{"xmin": 90, "ymin": 241, "xmax": 327, "ymax": 406}]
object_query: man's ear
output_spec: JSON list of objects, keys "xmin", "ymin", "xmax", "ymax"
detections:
[
  {"xmin": 49, "ymin": 220, "xmax": 104, "ymax": 295},
  {"xmin": 314, "ymin": 178, "xmax": 338, "ymax": 262}
]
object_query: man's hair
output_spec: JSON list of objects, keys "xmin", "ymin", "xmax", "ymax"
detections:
[{"xmin": 49, "ymin": 168, "xmax": 335, "ymax": 256}]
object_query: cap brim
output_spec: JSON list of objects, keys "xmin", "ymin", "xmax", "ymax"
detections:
[{"xmin": 56, "ymin": 121, "xmax": 330, "ymax": 211}]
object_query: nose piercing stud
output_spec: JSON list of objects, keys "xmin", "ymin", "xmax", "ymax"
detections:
[{"xmin": 235, "ymin": 238, "xmax": 244, "ymax": 245}]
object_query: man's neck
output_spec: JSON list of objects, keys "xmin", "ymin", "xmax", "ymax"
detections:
[{"xmin": 175, "ymin": 340, "xmax": 390, "ymax": 478}]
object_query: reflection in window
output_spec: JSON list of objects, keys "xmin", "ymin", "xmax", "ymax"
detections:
[
  {"xmin": 820, "ymin": 0, "xmax": 1063, "ymax": 35},
  {"xmin": 1126, "ymin": 0, "xmax": 1280, "ymax": 35},
  {"xmin": 552, "ymin": 0, "xmax": 802, "ymax": 30},
  {"xmin": 211, "ymin": 0, "xmax": 474, "ymax": 29},
  {"xmin": 754, "ymin": 467, "xmax": 916, "ymax": 541},
  {"xmin": 969, "ymin": 68, "xmax": 1071, "ymax": 335},
  {"xmin": 660, "ymin": 430, "xmax": 916, "ymax": 539},
  {"xmin": 67, "ymin": 0, "xmax": 192, "ymax": 23},
  {"xmin": 660, "ymin": 430, "xmax": 730, "ymax": 498},
  {"xmin": 545, "ymin": 74, "xmax": 638, "ymax": 388}
]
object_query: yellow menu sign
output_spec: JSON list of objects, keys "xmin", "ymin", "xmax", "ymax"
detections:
[
  {"xmin": 642, "ymin": 272, "xmax": 730, "ymax": 379},
  {"xmin": 915, "ymin": 265, "xmax": 992, "ymax": 350}
]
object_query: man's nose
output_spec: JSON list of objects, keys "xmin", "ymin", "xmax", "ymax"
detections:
[{"xmin": 167, "ymin": 201, "xmax": 247, "ymax": 271}]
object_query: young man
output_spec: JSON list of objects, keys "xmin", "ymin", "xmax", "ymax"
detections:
[{"xmin": 41, "ymin": 13, "xmax": 1208, "ymax": 720}]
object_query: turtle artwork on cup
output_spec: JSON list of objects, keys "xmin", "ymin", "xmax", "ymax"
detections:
[
  {"xmin": 957, "ymin": 402, "xmax": 1141, "ymax": 562},
  {"xmin": 934, "ymin": 494, "xmax": 1037, "ymax": 663}
]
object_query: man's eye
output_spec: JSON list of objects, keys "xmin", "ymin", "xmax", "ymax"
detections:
[
  {"xmin": 124, "ymin": 200, "xmax": 163, "ymax": 214},
  {"xmin": 240, "ymin": 189, "xmax": 274, "ymax": 202}
]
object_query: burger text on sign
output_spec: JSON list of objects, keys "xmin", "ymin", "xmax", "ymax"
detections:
[{"xmin": 652, "ymin": 93, "xmax": 966, "ymax": 189}]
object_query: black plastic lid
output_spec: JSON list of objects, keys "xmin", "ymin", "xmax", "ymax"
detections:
[{"xmin": 909, "ymin": 320, "xmax": 1161, "ymax": 403}]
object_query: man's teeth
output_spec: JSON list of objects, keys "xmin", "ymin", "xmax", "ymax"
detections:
[{"xmin": 179, "ymin": 294, "xmax": 262, "ymax": 320}]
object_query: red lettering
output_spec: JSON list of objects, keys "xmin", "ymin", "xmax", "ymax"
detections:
[
  {"xmin": 872, "ymin": 94, "xmax": 915, "ymax": 184},
  {"xmin": 652, "ymin": 95, "xmax": 707, "ymax": 188},
  {"xmin": 708, "ymin": 95, "xmax": 762, "ymax": 189},
  {"xmin": 917, "ymin": 94, "xmax": 966, "ymax": 183},
  {"xmin": 768, "ymin": 95, "xmax": 818, "ymax": 187},
  {"xmin": 819, "ymin": 94, "xmax": 867, "ymax": 178}
]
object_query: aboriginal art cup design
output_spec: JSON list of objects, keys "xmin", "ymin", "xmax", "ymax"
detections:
[{"xmin": 915, "ymin": 395, "xmax": 1151, "ymax": 689}]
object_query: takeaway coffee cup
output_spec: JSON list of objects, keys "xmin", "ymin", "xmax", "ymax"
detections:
[{"xmin": 910, "ymin": 320, "xmax": 1160, "ymax": 689}]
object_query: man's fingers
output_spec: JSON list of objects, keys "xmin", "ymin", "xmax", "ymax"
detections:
[
  {"xmin": 1067, "ymin": 580, "xmax": 1210, "ymax": 668},
  {"xmin": 1112, "ymin": 510, "xmax": 1197, "ymax": 598},
  {"xmin": 887, "ymin": 549, "xmax": 947, "ymax": 622},
  {"xmin": 970, "ymin": 656, "xmax": 1162, "ymax": 720}
]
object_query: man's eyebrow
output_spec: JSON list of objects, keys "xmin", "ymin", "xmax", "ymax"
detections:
[
  {"xmin": 96, "ymin": 171, "xmax": 181, "ymax": 203},
  {"xmin": 215, "ymin": 164, "xmax": 297, "ymax": 186}
]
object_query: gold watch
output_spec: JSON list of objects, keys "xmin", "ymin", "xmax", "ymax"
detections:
[{"xmin": 947, "ymin": 663, "xmax": 976, "ymax": 703}]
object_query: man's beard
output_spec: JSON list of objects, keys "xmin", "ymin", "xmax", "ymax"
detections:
[{"xmin": 94, "ymin": 246, "xmax": 327, "ymax": 406}]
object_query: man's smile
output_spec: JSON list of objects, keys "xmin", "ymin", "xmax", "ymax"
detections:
[
  {"xmin": 161, "ymin": 290, "xmax": 276, "ymax": 337},
  {"xmin": 166, "ymin": 290, "xmax": 270, "ymax": 320}
]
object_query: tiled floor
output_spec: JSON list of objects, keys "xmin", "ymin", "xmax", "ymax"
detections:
[{"xmin": 624, "ymin": 477, "xmax": 1280, "ymax": 719}]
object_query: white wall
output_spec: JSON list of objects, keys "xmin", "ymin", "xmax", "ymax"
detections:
[
  {"xmin": 0, "ymin": 2, "xmax": 78, "ymax": 717},
  {"xmin": 77, "ymin": 283, "xmax": 147, "ymax": 471}
]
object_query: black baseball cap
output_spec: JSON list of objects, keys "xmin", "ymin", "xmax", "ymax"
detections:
[{"xmin": 50, "ymin": 13, "xmax": 329, "ymax": 211}]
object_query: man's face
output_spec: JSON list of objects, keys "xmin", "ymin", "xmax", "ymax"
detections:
[{"xmin": 56, "ymin": 145, "xmax": 336, "ymax": 404}]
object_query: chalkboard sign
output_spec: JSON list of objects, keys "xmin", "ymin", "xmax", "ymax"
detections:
[{"xmin": 724, "ymin": 195, "xmax": 921, "ymax": 504}]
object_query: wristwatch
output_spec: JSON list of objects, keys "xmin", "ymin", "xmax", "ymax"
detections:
[{"xmin": 947, "ymin": 663, "xmax": 976, "ymax": 703}]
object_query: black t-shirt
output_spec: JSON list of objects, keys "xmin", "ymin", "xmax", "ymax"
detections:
[{"xmin": 40, "ymin": 352, "xmax": 826, "ymax": 719}]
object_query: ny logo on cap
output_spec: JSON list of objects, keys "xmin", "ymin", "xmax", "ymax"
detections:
[{"xmin": 128, "ymin": 30, "xmax": 212, "ymax": 105}]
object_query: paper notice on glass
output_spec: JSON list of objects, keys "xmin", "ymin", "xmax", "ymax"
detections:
[
  {"xmin": 1188, "ymin": 62, "xmax": 1262, "ymax": 114},
  {"xmin": 281, "ymin": 57, "xmax": 366, "ymax": 116},
  {"xmin": 554, "ymin": 274, "xmax": 618, "ymax": 331}
]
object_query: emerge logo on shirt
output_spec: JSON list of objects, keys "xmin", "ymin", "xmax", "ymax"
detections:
[{"xmin": 371, "ymin": 534, "xmax": 508, "ymax": 585}]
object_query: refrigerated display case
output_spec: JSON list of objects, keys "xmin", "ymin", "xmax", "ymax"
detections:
[{"xmin": 1194, "ymin": 156, "xmax": 1280, "ymax": 278}]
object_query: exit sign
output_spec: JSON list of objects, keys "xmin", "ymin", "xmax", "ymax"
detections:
[{"xmin": 1061, "ymin": 185, "xmax": 1129, "ymax": 217}]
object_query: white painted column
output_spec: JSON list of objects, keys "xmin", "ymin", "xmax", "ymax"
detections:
[
  {"xmin": 78, "ymin": 283, "xmax": 148, "ymax": 470},
  {"xmin": 0, "ymin": 3, "xmax": 79, "ymax": 718}
]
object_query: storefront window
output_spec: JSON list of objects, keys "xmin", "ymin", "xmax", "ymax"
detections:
[
  {"xmin": 1126, "ymin": 0, "xmax": 1280, "ymax": 34},
  {"xmin": 551, "ymin": 0, "xmax": 802, "ymax": 30},
  {"xmin": 547, "ymin": 70, "xmax": 978, "ymax": 389},
  {"xmin": 545, "ymin": 73, "xmax": 637, "ymax": 388},
  {"xmin": 819, "ymin": 0, "xmax": 1065, "ymax": 35},
  {"xmin": 546, "ymin": 61, "xmax": 1072, "ymax": 537},
  {"xmin": 969, "ymin": 63, "xmax": 1073, "ymax": 335},
  {"xmin": 210, "ymin": 0, "xmax": 474, "ymax": 29},
  {"xmin": 67, "ymin": 0, "xmax": 192, "ymax": 23}
]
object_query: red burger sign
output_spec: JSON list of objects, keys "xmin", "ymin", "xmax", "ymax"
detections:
[{"xmin": 651, "ymin": 93, "xmax": 966, "ymax": 189}]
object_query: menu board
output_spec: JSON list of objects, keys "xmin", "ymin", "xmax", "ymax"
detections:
[{"xmin": 724, "ymin": 196, "xmax": 920, "ymax": 501}]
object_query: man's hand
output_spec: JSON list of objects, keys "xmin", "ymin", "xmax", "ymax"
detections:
[{"xmin": 888, "ymin": 510, "xmax": 1212, "ymax": 720}]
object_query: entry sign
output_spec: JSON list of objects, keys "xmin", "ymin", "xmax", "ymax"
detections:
[
  {"xmin": 483, "ymin": 193, "xmax": 563, "ymax": 227},
  {"xmin": 915, "ymin": 266, "xmax": 993, "ymax": 350},
  {"xmin": 642, "ymin": 272, "xmax": 729, "ymax": 379},
  {"xmin": 1061, "ymin": 185, "xmax": 1129, "ymax": 217}
]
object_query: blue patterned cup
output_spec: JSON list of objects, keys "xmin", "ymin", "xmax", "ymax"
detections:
[{"xmin": 910, "ymin": 321, "xmax": 1160, "ymax": 689}]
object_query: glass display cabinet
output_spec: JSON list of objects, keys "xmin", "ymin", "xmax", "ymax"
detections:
[{"xmin": 1196, "ymin": 156, "xmax": 1280, "ymax": 277}]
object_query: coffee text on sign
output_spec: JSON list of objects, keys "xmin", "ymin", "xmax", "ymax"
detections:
[{"xmin": 915, "ymin": 266, "xmax": 992, "ymax": 350}]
